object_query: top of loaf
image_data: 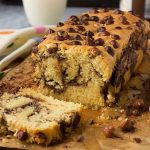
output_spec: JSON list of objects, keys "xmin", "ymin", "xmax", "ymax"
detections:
[
  {"xmin": 36, "ymin": 8, "xmax": 149, "ymax": 52},
  {"xmin": 32, "ymin": 9, "xmax": 150, "ymax": 82}
]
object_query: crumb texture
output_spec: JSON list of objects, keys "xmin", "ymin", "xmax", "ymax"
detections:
[{"xmin": 0, "ymin": 89, "xmax": 82, "ymax": 145}]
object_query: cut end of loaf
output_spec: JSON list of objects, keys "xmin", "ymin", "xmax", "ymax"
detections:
[{"xmin": 0, "ymin": 89, "xmax": 83, "ymax": 145}]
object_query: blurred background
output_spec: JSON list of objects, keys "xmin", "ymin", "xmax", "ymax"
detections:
[{"xmin": 0, "ymin": 0, "xmax": 149, "ymax": 29}]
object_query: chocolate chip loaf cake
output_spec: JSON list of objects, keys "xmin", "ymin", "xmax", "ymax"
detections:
[
  {"xmin": 0, "ymin": 89, "xmax": 82, "ymax": 145},
  {"xmin": 32, "ymin": 9, "xmax": 150, "ymax": 108}
]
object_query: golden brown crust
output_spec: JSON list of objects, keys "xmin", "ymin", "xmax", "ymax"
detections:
[{"xmin": 32, "ymin": 9, "xmax": 150, "ymax": 108}]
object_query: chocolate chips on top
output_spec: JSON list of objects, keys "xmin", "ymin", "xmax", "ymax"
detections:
[
  {"xmin": 95, "ymin": 38, "xmax": 104, "ymax": 46},
  {"xmin": 109, "ymin": 40, "xmax": 119, "ymax": 48},
  {"xmin": 111, "ymin": 34, "xmax": 120, "ymax": 40},
  {"xmin": 97, "ymin": 27, "xmax": 106, "ymax": 32},
  {"xmin": 74, "ymin": 34, "xmax": 82, "ymax": 40},
  {"xmin": 56, "ymin": 31, "xmax": 69, "ymax": 41},
  {"xmin": 80, "ymin": 14, "xmax": 89, "ymax": 22},
  {"xmin": 100, "ymin": 15, "xmax": 114, "ymax": 25},
  {"xmin": 99, "ymin": 30, "xmax": 110, "ymax": 36},
  {"xmin": 84, "ymin": 31, "xmax": 94, "ymax": 37},
  {"xmin": 89, "ymin": 16, "xmax": 99, "ymax": 22},
  {"xmin": 67, "ymin": 27, "xmax": 76, "ymax": 33},
  {"xmin": 105, "ymin": 46, "xmax": 114, "ymax": 56},
  {"xmin": 85, "ymin": 37, "xmax": 95, "ymax": 46},
  {"xmin": 75, "ymin": 25, "xmax": 86, "ymax": 32},
  {"xmin": 115, "ymin": 26, "xmax": 122, "ymax": 30},
  {"xmin": 69, "ymin": 15, "xmax": 79, "ymax": 22},
  {"xmin": 90, "ymin": 47, "xmax": 102, "ymax": 58},
  {"xmin": 119, "ymin": 16, "xmax": 130, "ymax": 25}
]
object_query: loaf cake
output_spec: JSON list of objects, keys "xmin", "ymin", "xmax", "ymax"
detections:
[
  {"xmin": 0, "ymin": 89, "xmax": 82, "ymax": 145},
  {"xmin": 32, "ymin": 9, "xmax": 150, "ymax": 108}
]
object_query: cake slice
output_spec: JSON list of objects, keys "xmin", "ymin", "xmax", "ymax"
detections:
[
  {"xmin": 0, "ymin": 89, "xmax": 82, "ymax": 145},
  {"xmin": 32, "ymin": 9, "xmax": 150, "ymax": 108}
]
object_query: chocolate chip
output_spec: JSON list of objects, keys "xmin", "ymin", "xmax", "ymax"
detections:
[
  {"xmin": 103, "ymin": 125, "xmax": 115, "ymax": 138},
  {"xmin": 85, "ymin": 37, "xmax": 95, "ymax": 46},
  {"xmin": 77, "ymin": 136, "xmax": 85, "ymax": 142},
  {"xmin": 119, "ymin": 16, "xmax": 130, "ymax": 25},
  {"xmin": 105, "ymin": 19, "xmax": 114, "ymax": 25},
  {"xmin": 109, "ymin": 40, "xmax": 119, "ymax": 48},
  {"xmin": 95, "ymin": 38, "xmax": 104, "ymax": 46},
  {"xmin": 67, "ymin": 27, "xmax": 76, "ymax": 33},
  {"xmin": 74, "ymin": 34, "xmax": 82, "ymax": 40},
  {"xmin": 80, "ymin": 14, "xmax": 89, "ymax": 21},
  {"xmin": 97, "ymin": 27, "xmax": 106, "ymax": 32},
  {"xmin": 35, "ymin": 132, "xmax": 47, "ymax": 140},
  {"xmin": 84, "ymin": 31, "xmax": 94, "ymax": 37},
  {"xmin": 48, "ymin": 28, "xmax": 55, "ymax": 34},
  {"xmin": 17, "ymin": 130, "xmax": 28, "ymax": 141},
  {"xmin": 114, "ymin": 9, "xmax": 123, "ymax": 14},
  {"xmin": 57, "ymin": 30, "xmax": 67, "ymax": 36},
  {"xmin": 111, "ymin": 34, "xmax": 120, "ymax": 40},
  {"xmin": 99, "ymin": 31, "xmax": 110, "ymax": 36},
  {"xmin": 79, "ymin": 20, "xmax": 89, "ymax": 25},
  {"xmin": 72, "ymin": 113, "xmax": 80, "ymax": 129},
  {"xmin": 115, "ymin": 26, "xmax": 122, "ymax": 30},
  {"xmin": 100, "ymin": 15, "xmax": 114, "ymax": 25},
  {"xmin": 120, "ymin": 118, "xmax": 135, "ymax": 132},
  {"xmin": 90, "ymin": 47, "xmax": 102, "ymax": 57},
  {"xmin": 47, "ymin": 47, "xmax": 58, "ymax": 54},
  {"xmin": 133, "ymin": 138, "xmax": 142, "ymax": 143},
  {"xmin": 57, "ymin": 22, "xmax": 64, "ymax": 27},
  {"xmin": 75, "ymin": 25, "xmax": 86, "ymax": 32},
  {"xmin": 55, "ymin": 36, "xmax": 66, "ymax": 41},
  {"xmin": 69, "ymin": 41, "xmax": 82, "ymax": 45},
  {"xmin": 89, "ymin": 8, "xmax": 99, "ymax": 14},
  {"xmin": 105, "ymin": 46, "xmax": 114, "ymax": 56},
  {"xmin": 119, "ymin": 16, "xmax": 127, "ymax": 21},
  {"xmin": 89, "ymin": 16, "xmax": 99, "ymax": 21},
  {"xmin": 56, "ymin": 31, "xmax": 69, "ymax": 41},
  {"xmin": 69, "ymin": 15, "xmax": 79, "ymax": 22}
]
